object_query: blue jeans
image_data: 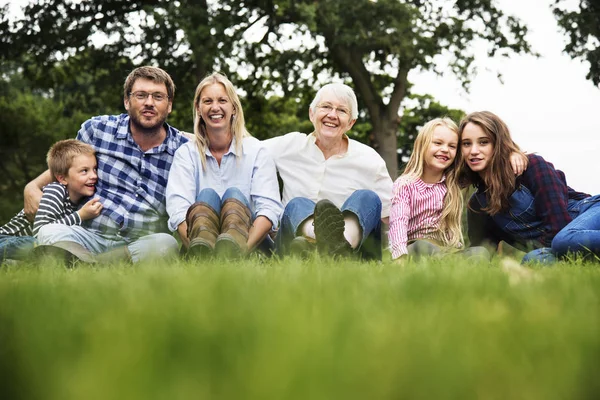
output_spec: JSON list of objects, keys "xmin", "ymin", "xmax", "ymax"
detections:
[
  {"xmin": 522, "ymin": 194, "xmax": 600, "ymax": 264},
  {"xmin": 275, "ymin": 190, "xmax": 382, "ymax": 260},
  {"xmin": 36, "ymin": 225, "xmax": 178, "ymax": 263},
  {"xmin": 0, "ymin": 235, "xmax": 36, "ymax": 262},
  {"xmin": 196, "ymin": 187, "xmax": 250, "ymax": 214},
  {"xmin": 196, "ymin": 187, "xmax": 273, "ymax": 253}
]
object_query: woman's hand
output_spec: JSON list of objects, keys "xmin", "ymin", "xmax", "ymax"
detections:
[{"xmin": 510, "ymin": 151, "xmax": 528, "ymax": 176}]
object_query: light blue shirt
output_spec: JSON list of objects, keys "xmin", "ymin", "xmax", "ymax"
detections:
[{"xmin": 166, "ymin": 136, "xmax": 283, "ymax": 232}]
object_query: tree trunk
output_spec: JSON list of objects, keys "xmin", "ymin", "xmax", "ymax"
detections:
[{"xmin": 371, "ymin": 114, "xmax": 400, "ymax": 180}]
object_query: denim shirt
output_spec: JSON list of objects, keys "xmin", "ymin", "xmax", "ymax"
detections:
[{"xmin": 471, "ymin": 186, "xmax": 547, "ymax": 248}]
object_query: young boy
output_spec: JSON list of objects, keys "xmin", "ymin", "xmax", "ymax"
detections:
[{"xmin": 0, "ymin": 139, "xmax": 102, "ymax": 262}]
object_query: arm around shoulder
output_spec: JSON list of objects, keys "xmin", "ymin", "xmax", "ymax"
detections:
[{"xmin": 24, "ymin": 170, "xmax": 54, "ymax": 222}]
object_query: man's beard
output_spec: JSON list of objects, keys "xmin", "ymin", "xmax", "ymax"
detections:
[{"xmin": 129, "ymin": 107, "xmax": 168, "ymax": 135}]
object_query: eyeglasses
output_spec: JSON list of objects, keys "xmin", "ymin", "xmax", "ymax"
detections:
[
  {"xmin": 129, "ymin": 91, "xmax": 170, "ymax": 102},
  {"xmin": 317, "ymin": 103, "xmax": 350, "ymax": 117}
]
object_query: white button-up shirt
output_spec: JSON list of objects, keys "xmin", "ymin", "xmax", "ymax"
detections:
[{"xmin": 263, "ymin": 132, "xmax": 392, "ymax": 218}]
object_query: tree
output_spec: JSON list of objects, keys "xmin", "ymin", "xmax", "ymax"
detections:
[
  {"xmin": 553, "ymin": 0, "xmax": 600, "ymax": 85},
  {"xmin": 1, "ymin": 0, "xmax": 533, "ymax": 178},
  {"xmin": 0, "ymin": 69, "xmax": 85, "ymax": 221}
]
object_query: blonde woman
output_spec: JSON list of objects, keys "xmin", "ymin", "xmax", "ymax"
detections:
[{"xmin": 166, "ymin": 73, "xmax": 282, "ymax": 258}]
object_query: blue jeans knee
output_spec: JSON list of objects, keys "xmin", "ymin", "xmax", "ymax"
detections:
[
  {"xmin": 195, "ymin": 188, "xmax": 222, "ymax": 214},
  {"xmin": 340, "ymin": 190, "xmax": 382, "ymax": 250}
]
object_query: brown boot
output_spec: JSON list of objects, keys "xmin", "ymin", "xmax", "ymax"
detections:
[
  {"xmin": 186, "ymin": 201, "xmax": 220, "ymax": 258},
  {"xmin": 215, "ymin": 198, "xmax": 251, "ymax": 259}
]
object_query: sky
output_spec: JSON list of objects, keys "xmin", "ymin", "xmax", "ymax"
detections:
[
  {"xmin": 3, "ymin": 0, "xmax": 599, "ymax": 193},
  {"xmin": 410, "ymin": 0, "xmax": 600, "ymax": 194}
]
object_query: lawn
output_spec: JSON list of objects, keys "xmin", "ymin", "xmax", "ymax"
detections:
[{"xmin": 1, "ymin": 255, "xmax": 599, "ymax": 400}]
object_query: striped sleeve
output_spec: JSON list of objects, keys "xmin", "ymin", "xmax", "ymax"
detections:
[
  {"xmin": 388, "ymin": 178, "xmax": 412, "ymax": 259},
  {"xmin": 33, "ymin": 183, "xmax": 81, "ymax": 236},
  {"xmin": 0, "ymin": 210, "xmax": 33, "ymax": 236}
]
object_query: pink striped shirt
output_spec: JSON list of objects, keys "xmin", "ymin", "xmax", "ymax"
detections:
[{"xmin": 388, "ymin": 175, "xmax": 450, "ymax": 259}]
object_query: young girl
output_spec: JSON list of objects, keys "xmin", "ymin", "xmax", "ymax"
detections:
[
  {"xmin": 458, "ymin": 111, "xmax": 600, "ymax": 263},
  {"xmin": 389, "ymin": 118, "xmax": 469, "ymax": 259}
]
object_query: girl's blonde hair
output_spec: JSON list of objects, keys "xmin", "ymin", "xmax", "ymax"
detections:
[
  {"xmin": 457, "ymin": 111, "xmax": 521, "ymax": 215},
  {"xmin": 400, "ymin": 117, "xmax": 463, "ymax": 249},
  {"xmin": 192, "ymin": 72, "xmax": 250, "ymax": 170}
]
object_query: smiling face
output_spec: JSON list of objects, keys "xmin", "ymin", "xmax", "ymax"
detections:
[
  {"xmin": 460, "ymin": 122, "xmax": 494, "ymax": 176},
  {"xmin": 57, "ymin": 154, "xmax": 98, "ymax": 203},
  {"xmin": 309, "ymin": 90, "xmax": 356, "ymax": 142},
  {"xmin": 124, "ymin": 78, "xmax": 172, "ymax": 133},
  {"xmin": 424, "ymin": 125, "xmax": 458, "ymax": 174},
  {"xmin": 197, "ymin": 83, "xmax": 235, "ymax": 133}
]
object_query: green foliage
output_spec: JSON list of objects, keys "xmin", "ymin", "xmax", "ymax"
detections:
[
  {"xmin": 1, "ymin": 257, "xmax": 599, "ymax": 399},
  {"xmin": 0, "ymin": 70, "xmax": 87, "ymax": 222},
  {"xmin": 0, "ymin": 0, "xmax": 535, "ymax": 178},
  {"xmin": 553, "ymin": 0, "xmax": 600, "ymax": 85}
]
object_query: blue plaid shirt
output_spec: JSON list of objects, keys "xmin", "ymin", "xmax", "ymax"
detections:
[{"xmin": 77, "ymin": 114, "xmax": 188, "ymax": 242}]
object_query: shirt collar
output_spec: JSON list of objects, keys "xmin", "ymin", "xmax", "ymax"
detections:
[
  {"xmin": 414, "ymin": 175, "xmax": 446, "ymax": 192},
  {"xmin": 307, "ymin": 131, "xmax": 351, "ymax": 157},
  {"xmin": 117, "ymin": 114, "xmax": 184, "ymax": 155},
  {"xmin": 205, "ymin": 136, "xmax": 239, "ymax": 158}
]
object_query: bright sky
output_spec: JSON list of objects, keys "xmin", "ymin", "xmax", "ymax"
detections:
[
  {"xmin": 4, "ymin": 0, "xmax": 599, "ymax": 194},
  {"xmin": 410, "ymin": 0, "xmax": 600, "ymax": 195}
]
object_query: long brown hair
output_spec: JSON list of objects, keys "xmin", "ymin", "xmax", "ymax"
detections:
[
  {"xmin": 400, "ymin": 117, "xmax": 463, "ymax": 249},
  {"xmin": 457, "ymin": 111, "xmax": 521, "ymax": 215}
]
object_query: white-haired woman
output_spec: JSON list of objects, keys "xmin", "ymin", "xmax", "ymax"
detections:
[
  {"xmin": 166, "ymin": 73, "xmax": 283, "ymax": 258},
  {"xmin": 263, "ymin": 83, "xmax": 393, "ymax": 259}
]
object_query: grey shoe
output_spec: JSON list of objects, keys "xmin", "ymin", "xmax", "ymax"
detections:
[
  {"xmin": 95, "ymin": 246, "xmax": 131, "ymax": 264},
  {"xmin": 289, "ymin": 236, "xmax": 316, "ymax": 258},
  {"xmin": 34, "ymin": 241, "xmax": 96, "ymax": 265},
  {"xmin": 313, "ymin": 200, "xmax": 351, "ymax": 257}
]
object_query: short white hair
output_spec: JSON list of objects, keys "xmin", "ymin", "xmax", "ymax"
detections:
[{"xmin": 310, "ymin": 83, "xmax": 358, "ymax": 119}]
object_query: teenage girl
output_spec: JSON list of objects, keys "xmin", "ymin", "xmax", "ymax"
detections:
[{"xmin": 458, "ymin": 111, "xmax": 600, "ymax": 263}]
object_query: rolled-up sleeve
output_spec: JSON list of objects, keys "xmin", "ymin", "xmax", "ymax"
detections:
[
  {"xmin": 250, "ymin": 146, "xmax": 283, "ymax": 230},
  {"xmin": 166, "ymin": 144, "xmax": 198, "ymax": 232}
]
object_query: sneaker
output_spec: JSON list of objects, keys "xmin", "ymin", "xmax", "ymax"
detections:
[
  {"xmin": 313, "ymin": 199, "xmax": 352, "ymax": 257},
  {"xmin": 33, "ymin": 241, "xmax": 96, "ymax": 265},
  {"xmin": 289, "ymin": 236, "xmax": 316, "ymax": 258}
]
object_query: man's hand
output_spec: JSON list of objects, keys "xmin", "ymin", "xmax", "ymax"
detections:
[
  {"xmin": 24, "ymin": 184, "xmax": 43, "ymax": 222},
  {"xmin": 78, "ymin": 198, "xmax": 103, "ymax": 220},
  {"xmin": 24, "ymin": 170, "xmax": 54, "ymax": 222}
]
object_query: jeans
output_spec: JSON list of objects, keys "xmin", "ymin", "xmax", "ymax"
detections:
[
  {"xmin": 196, "ymin": 187, "xmax": 250, "ymax": 214},
  {"xmin": 0, "ymin": 235, "xmax": 36, "ymax": 262},
  {"xmin": 276, "ymin": 190, "xmax": 382, "ymax": 260},
  {"xmin": 195, "ymin": 187, "xmax": 274, "ymax": 253},
  {"xmin": 522, "ymin": 194, "xmax": 600, "ymax": 264},
  {"xmin": 36, "ymin": 225, "xmax": 178, "ymax": 263}
]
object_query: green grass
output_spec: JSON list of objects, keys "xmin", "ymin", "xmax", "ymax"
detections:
[{"xmin": 1, "ymin": 255, "xmax": 599, "ymax": 400}]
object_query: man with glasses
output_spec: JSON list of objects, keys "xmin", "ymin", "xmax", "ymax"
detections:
[
  {"xmin": 23, "ymin": 66, "xmax": 189, "ymax": 263},
  {"xmin": 263, "ymin": 83, "xmax": 393, "ymax": 260}
]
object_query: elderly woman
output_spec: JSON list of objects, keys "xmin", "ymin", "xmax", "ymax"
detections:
[
  {"xmin": 263, "ymin": 83, "xmax": 393, "ymax": 259},
  {"xmin": 166, "ymin": 73, "xmax": 283, "ymax": 258}
]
